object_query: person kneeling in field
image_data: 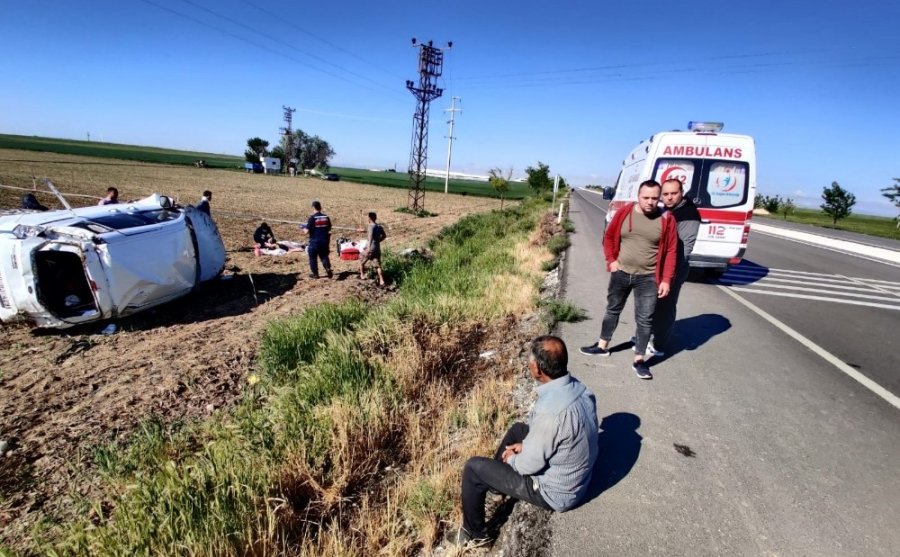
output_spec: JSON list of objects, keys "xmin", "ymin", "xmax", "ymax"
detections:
[
  {"xmin": 359, "ymin": 212, "xmax": 386, "ymax": 286},
  {"xmin": 254, "ymin": 222, "xmax": 278, "ymax": 250},
  {"xmin": 445, "ymin": 335, "xmax": 599, "ymax": 547}
]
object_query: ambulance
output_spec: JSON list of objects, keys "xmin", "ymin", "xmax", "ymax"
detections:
[{"xmin": 605, "ymin": 121, "xmax": 756, "ymax": 272}]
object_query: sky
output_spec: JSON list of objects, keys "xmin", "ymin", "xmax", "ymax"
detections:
[{"xmin": 2, "ymin": 0, "xmax": 899, "ymax": 216}]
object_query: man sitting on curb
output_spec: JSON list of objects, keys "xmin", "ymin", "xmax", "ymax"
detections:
[{"xmin": 445, "ymin": 335, "xmax": 599, "ymax": 547}]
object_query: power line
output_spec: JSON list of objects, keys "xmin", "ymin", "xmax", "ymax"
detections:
[
  {"xmin": 135, "ymin": 0, "xmax": 404, "ymax": 102},
  {"xmin": 443, "ymin": 97, "xmax": 461, "ymax": 195},
  {"xmin": 242, "ymin": 0, "xmax": 405, "ymax": 81},
  {"xmin": 175, "ymin": 0, "xmax": 404, "ymax": 99}
]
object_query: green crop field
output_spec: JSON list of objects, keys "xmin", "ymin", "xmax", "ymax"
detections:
[
  {"xmin": 330, "ymin": 166, "xmax": 531, "ymax": 199},
  {"xmin": 0, "ymin": 134, "xmax": 244, "ymax": 168},
  {"xmin": 763, "ymin": 208, "xmax": 900, "ymax": 241},
  {"xmin": 0, "ymin": 134, "xmax": 530, "ymax": 200}
]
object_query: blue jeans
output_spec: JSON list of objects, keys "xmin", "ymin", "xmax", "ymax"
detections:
[
  {"xmin": 600, "ymin": 271, "xmax": 657, "ymax": 356},
  {"xmin": 307, "ymin": 242, "xmax": 331, "ymax": 275},
  {"xmin": 461, "ymin": 423, "xmax": 552, "ymax": 539}
]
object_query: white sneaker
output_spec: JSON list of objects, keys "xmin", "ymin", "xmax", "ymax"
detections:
[{"xmin": 631, "ymin": 336, "xmax": 664, "ymax": 358}]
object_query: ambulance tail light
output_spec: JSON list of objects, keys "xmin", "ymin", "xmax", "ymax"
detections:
[
  {"xmin": 741, "ymin": 224, "xmax": 751, "ymax": 245},
  {"xmin": 728, "ymin": 257, "xmax": 743, "ymax": 265}
]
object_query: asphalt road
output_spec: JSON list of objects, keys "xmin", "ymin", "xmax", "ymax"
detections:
[{"xmin": 549, "ymin": 190, "xmax": 900, "ymax": 556}]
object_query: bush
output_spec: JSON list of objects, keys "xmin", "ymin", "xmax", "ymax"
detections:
[{"xmin": 547, "ymin": 235, "xmax": 571, "ymax": 256}]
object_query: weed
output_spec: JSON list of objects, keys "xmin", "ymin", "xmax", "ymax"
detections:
[
  {"xmin": 542, "ymin": 299, "xmax": 588, "ymax": 323},
  {"xmin": 561, "ymin": 219, "xmax": 575, "ymax": 232},
  {"xmin": 547, "ymin": 235, "xmax": 571, "ymax": 256},
  {"xmin": 541, "ymin": 258, "xmax": 559, "ymax": 272},
  {"xmin": 395, "ymin": 207, "xmax": 438, "ymax": 217}
]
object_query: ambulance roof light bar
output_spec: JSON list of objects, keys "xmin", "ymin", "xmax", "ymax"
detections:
[{"xmin": 688, "ymin": 121, "xmax": 724, "ymax": 133}]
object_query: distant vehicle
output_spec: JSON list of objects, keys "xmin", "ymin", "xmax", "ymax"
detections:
[
  {"xmin": 0, "ymin": 194, "xmax": 226, "ymax": 329},
  {"xmin": 605, "ymin": 121, "xmax": 756, "ymax": 271},
  {"xmin": 244, "ymin": 162, "xmax": 263, "ymax": 173},
  {"xmin": 385, "ymin": 168, "xmax": 397, "ymax": 173},
  {"xmin": 322, "ymin": 173, "xmax": 340, "ymax": 181}
]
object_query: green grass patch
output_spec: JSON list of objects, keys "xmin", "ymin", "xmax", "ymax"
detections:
[
  {"xmin": 761, "ymin": 208, "xmax": 899, "ymax": 241},
  {"xmin": 561, "ymin": 219, "xmax": 575, "ymax": 233},
  {"xmin": 395, "ymin": 206, "xmax": 438, "ymax": 217},
  {"xmin": 541, "ymin": 299, "xmax": 588, "ymax": 323},
  {"xmin": 332, "ymin": 166, "xmax": 531, "ymax": 200},
  {"xmin": 547, "ymin": 235, "xmax": 571, "ymax": 256}
]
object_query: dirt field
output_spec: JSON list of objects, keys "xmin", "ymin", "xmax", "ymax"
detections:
[{"xmin": 0, "ymin": 149, "xmax": 508, "ymax": 544}]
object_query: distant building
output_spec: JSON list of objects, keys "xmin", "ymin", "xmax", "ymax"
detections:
[{"xmin": 260, "ymin": 156, "xmax": 281, "ymax": 174}]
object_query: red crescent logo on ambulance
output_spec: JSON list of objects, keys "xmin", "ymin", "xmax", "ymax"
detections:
[{"xmin": 661, "ymin": 166, "xmax": 686, "ymax": 184}]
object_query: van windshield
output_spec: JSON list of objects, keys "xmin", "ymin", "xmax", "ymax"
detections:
[{"xmin": 653, "ymin": 158, "xmax": 750, "ymax": 209}]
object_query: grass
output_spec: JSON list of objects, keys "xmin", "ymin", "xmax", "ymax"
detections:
[
  {"xmin": 31, "ymin": 198, "xmax": 556, "ymax": 556},
  {"xmin": 541, "ymin": 299, "xmax": 588, "ymax": 323},
  {"xmin": 760, "ymin": 207, "xmax": 900, "ymax": 241},
  {"xmin": 332, "ymin": 167, "xmax": 531, "ymax": 200}
]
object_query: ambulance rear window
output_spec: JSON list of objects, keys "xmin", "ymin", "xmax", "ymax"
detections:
[{"xmin": 653, "ymin": 158, "xmax": 749, "ymax": 209}]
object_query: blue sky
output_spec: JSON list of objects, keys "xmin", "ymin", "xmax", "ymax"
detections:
[{"xmin": 2, "ymin": 0, "xmax": 899, "ymax": 215}]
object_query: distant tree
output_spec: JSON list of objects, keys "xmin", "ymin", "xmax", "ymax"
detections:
[
  {"xmin": 270, "ymin": 146, "xmax": 285, "ymax": 161},
  {"xmin": 781, "ymin": 198, "xmax": 795, "ymax": 220},
  {"xmin": 285, "ymin": 129, "xmax": 335, "ymax": 171},
  {"xmin": 488, "ymin": 167, "xmax": 512, "ymax": 209},
  {"xmin": 754, "ymin": 193, "xmax": 763, "ymax": 209},
  {"xmin": 882, "ymin": 178, "xmax": 900, "ymax": 213},
  {"xmin": 244, "ymin": 137, "xmax": 269, "ymax": 163},
  {"xmin": 760, "ymin": 195, "xmax": 781, "ymax": 214},
  {"xmin": 820, "ymin": 181, "xmax": 856, "ymax": 227},
  {"xmin": 525, "ymin": 162, "xmax": 553, "ymax": 194}
]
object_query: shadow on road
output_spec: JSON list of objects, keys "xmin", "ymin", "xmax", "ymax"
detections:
[
  {"xmin": 702, "ymin": 259, "xmax": 770, "ymax": 285},
  {"xmin": 649, "ymin": 313, "xmax": 732, "ymax": 367},
  {"xmin": 576, "ymin": 412, "xmax": 643, "ymax": 508}
]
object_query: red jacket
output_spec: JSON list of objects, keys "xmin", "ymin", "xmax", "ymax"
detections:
[{"xmin": 603, "ymin": 203, "xmax": 678, "ymax": 285}]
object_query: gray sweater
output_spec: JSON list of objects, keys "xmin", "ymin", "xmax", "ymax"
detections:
[{"xmin": 507, "ymin": 374, "xmax": 599, "ymax": 511}]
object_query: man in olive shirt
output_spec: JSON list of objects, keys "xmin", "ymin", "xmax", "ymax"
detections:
[{"xmin": 580, "ymin": 180, "xmax": 677, "ymax": 380}]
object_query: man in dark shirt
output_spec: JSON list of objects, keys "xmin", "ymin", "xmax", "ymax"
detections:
[
  {"xmin": 359, "ymin": 212, "xmax": 386, "ymax": 286},
  {"xmin": 253, "ymin": 222, "xmax": 278, "ymax": 250},
  {"xmin": 651, "ymin": 178, "xmax": 701, "ymax": 352},
  {"xmin": 302, "ymin": 200, "xmax": 333, "ymax": 279},
  {"xmin": 197, "ymin": 190, "xmax": 212, "ymax": 215}
]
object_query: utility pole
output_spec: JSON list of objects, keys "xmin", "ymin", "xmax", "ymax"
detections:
[
  {"xmin": 443, "ymin": 96, "xmax": 461, "ymax": 194},
  {"xmin": 281, "ymin": 105, "xmax": 296, "ymax": 175},
  {"xmin": 406, "ymin": 38, "xmax": 451, "ymax": 212}
]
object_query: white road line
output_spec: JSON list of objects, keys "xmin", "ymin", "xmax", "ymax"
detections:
[
  {"xmin": 718, "ymin": 286, "xmax": 900, "ymax": 410},
  {"xmin": 728, "ymin": 287, "xmax": 900, "ymax": 311},
  {"xmin": 577, "ymin": 190, "xmax": 608, "ymax": 213},
  {"xmin": 751, "ymin": 228, "xmax": 900, "ymax": 269},
  {"xmin": 722, "ymin": 275, "xmax": 893, "ymax": 294},
  {"xmin": 841, "ymin": 275, "xmax": 900, "ymax": 300},
  {"xmin": 728, "ymin": 282, "xmax": 900, "ymax": 302}
]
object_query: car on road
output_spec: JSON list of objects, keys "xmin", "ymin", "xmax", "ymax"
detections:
[
  {"xmin": 0, "ymin": 193, "xmax": 226, "ymax": 329},
  {"xmin": 321, "ymin": 173, "xmax": 339, "ymax": 181}
]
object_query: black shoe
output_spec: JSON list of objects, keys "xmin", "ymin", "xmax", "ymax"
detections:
[
  {"xmin": 308, "ymin": 273, "xmax": 319, "ymax": 279},
  {"xmin": 326, "ymin": 268, "xmax": 333, "ymax": 279},
  {"xmin": 444, "ymin": 527, "xmax": 489, "ymax": 547},
  {"xmin": 633, "ymin": 360, "xmax": 653, "ymax": 380},
  {"xmin": 579, "ymin": 342, "xmax": 611, "ymax": 356}
]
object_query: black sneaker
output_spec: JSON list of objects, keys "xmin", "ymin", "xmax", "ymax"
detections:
[
  {"xmin": 633, "ymin": 360, "xmax": 653, "ymax": 380},
  {"xmin": 308, "ymin": 273, "xmax": 319, "ymax": 279},
  {"xmin": 579, "ymin": 343, "xmax": 611, "ymax": 356},
  {"xmin": 326, "ymin": 268, "xmax": 334, "ymax": 279}
]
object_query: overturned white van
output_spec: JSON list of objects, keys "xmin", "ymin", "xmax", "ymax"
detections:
[{"xmin": 0, "ymin": 193, "xmax": 226, "ymax": 329}]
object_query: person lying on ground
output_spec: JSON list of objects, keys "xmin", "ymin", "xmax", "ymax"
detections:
[{"xmin": 445, "ymin": 335, "xmax": 599, "ymax": 547}]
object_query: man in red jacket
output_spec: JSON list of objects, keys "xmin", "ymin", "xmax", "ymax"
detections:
[{"xmin": 580, "ymin": 180, "xmax": 677, "ymax": 380}]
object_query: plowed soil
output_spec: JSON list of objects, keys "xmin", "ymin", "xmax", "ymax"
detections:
[{"xmin": 0, "ymin": 149, "xmax": 507, "ymax": 544}]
